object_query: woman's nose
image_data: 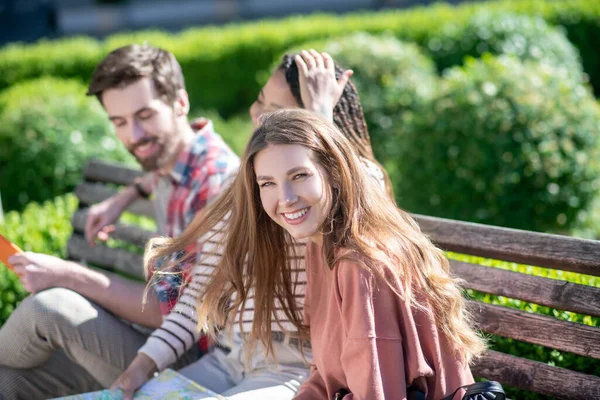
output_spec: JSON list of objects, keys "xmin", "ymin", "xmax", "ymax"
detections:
[{"xmin": 279, "ymin": 183, "xmax": 298, "ymax": 206}]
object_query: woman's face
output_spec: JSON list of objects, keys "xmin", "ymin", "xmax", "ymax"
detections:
[
  {"xmin": 250, "ymin": 70, "xmax": 299, "ymax": 127},
  {"xmin": 254, "ymin": 144, "xmax": 332, "ymax": 244}
]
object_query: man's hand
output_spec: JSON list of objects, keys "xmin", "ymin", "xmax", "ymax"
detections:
[
  {"xmin": 111, "ymin": 353, "xmax": 158, "ymax": 400},
  {"xmin": 85, "ymin": 172, "xmax": 154, "ymax": 246},
  {"xmin": 9, "ymin": 252, "xmax": 77, "ymax": 293},
  {"xmin": 295, "ymin": 49, "xmax": 353, "ymax": 122},
  {"xmin": 85, "ymin": 197, "xmax": 122, "ymax": 246}
]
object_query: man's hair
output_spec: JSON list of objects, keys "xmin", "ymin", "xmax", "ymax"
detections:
[{"xmin": 87, "ymin": 44, "xmax": 185, "ymax": 104}]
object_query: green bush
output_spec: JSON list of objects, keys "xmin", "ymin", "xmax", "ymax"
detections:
[
  {"xmin": 191, "ymin": 109, "xmax": 253, "ymax": 156},
  {"xmin": 314, "ymin": 33, "xmax": 437, "ymax": 172},
  {"xmin": 0, "ymin": 194, "xmax": 77, "ymax": 325},
  {"xmin": 427, "ymin": 11, "xmax": 585, "ymax": 83},
  {"xmin": 394, "ymin": 55, "xmax": 600, "ymax": 232},
  {"xmin": 0, "ymin": 77, "xmax": 135, "ymax": 211},
  {"xmin": 0, "ymin": 36, "xmax": 102, "ymax": 93},
  {"xmin": 0, "ymin": 0, "xmax": 598, "ymax": 117}
]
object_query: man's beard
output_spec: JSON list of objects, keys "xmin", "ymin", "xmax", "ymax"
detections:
[{"xmin": 128, "ymin": 137, "xmax": 178, "ymax": 172}]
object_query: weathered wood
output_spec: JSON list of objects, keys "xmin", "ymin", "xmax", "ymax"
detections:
[
  {"xmin": 472, "ymin": 350, "xmax": 600, "ymax": 400},
  {"xmin": 414, "ymin": 214, "xmax": 600, "ymax": 277},
  {"xmin": 468, "ymin": 301, "xmax": 600, "ymax": 360},
  {"xmin": 83, "ymin": 159, "xmax": 144, "ymax": 186},
  {"xmin": 71, "ymin": 209, "xmax": 156, "ymax": 248},
  {"xmin": 67, "ymin": 234, "xmax": 145, "ymax": 278},
  {"xmin": 75, "ymin": 182, "xmax": 154, "ymax": 218},
  {"xmin": 452, "ymin": 260, "xmax": 600, "ymax": 318}
]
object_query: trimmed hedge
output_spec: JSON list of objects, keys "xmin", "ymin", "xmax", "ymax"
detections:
[
  {"xmin": 428, "ymin": 11, "xmax": 585, "ymax": 83},
  {"xmin": 0, "ymin": 77, "xmax": 136, "ymax": 211},
  {"xmin": 0, "ymin": 0, "xmax": 598, "ymax": 117},
  {"xmin": 394, "ymin": 55, "xmax": 600, "ymax": 233}
]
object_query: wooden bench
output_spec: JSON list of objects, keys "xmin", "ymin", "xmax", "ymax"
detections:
[
  {"xmin": 68, "ymin": 159, "xmax": 600, "ymax": 399},
  {"xmin": 67, "ymin": 159, "xmax": 155, "ymax": 280},
  {"xmin": 415, "ymin": 215, "xmax": 600, "ymax": 399}
]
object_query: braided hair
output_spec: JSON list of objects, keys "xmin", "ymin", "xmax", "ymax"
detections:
[{"xmin": 278, "ymin": 54, "xmax": 394, "ymax": 197}]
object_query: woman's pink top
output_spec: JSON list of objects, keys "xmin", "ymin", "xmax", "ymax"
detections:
[{"xmin": 295, "ymin": 242, "xmax": 474, "ymax": 400}]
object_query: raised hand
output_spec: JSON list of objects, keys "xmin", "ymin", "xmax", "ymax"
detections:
[{"xmin": 295, "ymin": 49, "xmax": 353, "ymax": 122}]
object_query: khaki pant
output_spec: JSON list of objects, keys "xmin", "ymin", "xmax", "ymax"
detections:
[{"xmin": 0, "ymin": 288, "xmax": 197, "ymax": 400}]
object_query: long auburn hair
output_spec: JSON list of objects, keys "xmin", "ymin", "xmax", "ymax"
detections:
[{"xmin": 145, "ymin": 109, "xmax": 485, "ymax": 364}]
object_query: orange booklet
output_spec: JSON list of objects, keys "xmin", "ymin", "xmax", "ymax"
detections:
[{"xmin": 0, "ymin": 234, "xmax": 23, "ymax": 272}]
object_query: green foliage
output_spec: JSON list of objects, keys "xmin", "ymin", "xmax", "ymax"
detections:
[
  {"xmin": 314, "ymin": 33, "xmax": 437, "ymax": 172},
  {"xmin": 0, "ymin": 0, "xmax": 598, "ymax": 117},
  {"xmin": 427, "ymin": 11, "xmax": 586, "ymax": 83},
  {"xmin": 0, "ymin": 194, "xmax": 77, "ymax": 325},
  {"xmin": 0, "ymin": 36, "xmax": 102, "ymax": 92},
  {"xmin": 0, "ymin": 77, "xmax": 136, "ymax": 211},
  {"xmin": 191, "ymin": 109, "xmax": 253, "ymax": 156},
  {"xmin": 394, "ymin": 55, "xmax": 600, "ymax": 232}
]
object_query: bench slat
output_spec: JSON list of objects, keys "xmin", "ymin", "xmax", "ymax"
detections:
[
  {"xmin": 469, "ymin": 301, "xmax": 600, "ymax": 359},
  {"xmin": 71, "ymin": 209, "xmax": 156, "ymax": 248},
  {"xmin": 452, "ymin": 260, "xmax": 600, "ymax": 318},
  {"xmin": 75, "ymin": 182, "xmax": 155, "ymax": 218},
  {"xmin": 472, "ymin": 350, "xmax": 600, "ymax": 400},
  {"xmin": 67, "ymin": 235, "xmax": 145, "ymax": 279},
  {"xmin": 84, "ymin": 159, "xmax": 144, "ymax": 186},
  {"xmin": 414, "ymin": 214, "xmax": 600, "ymax": 277}
]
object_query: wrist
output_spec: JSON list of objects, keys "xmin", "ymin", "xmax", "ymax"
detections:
[
  {"xmin": 132, "ymin": 178, "xmax": 152, "ymax": 199},
  {"xmin": 137, "ymin": 352, "xmax": 159, "ymax": 377},
  {"xmin": 117, "ymin": 185, "xmax": 142, "ymax": 207},
  {"xmin": 60, "ymin": 261, "xmax": 86, "ymax": 291},
  {"xmin": 307, "ymin": 101, "xmax": 334, "ymax": 122},
  {"xmin": 63, "ymin": 262, "xmax": 108, "ymax": 293}
]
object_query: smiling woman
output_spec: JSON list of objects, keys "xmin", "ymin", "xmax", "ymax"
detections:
[
  {"xmin": 255, "ymin": 144, "xmax": 332, "ymax": 244},
  {"xmin": 146, "ymin": 109, "xmax": 486, "ymax": 399}
]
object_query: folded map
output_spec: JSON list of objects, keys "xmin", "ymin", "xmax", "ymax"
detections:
[{"xmin": 51, "ymin": 368, "xmax": 225, "ymax": 400}]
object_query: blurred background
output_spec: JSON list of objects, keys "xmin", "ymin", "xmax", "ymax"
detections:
[
  {"xmin": 1, "ymin": 1, "xmax": 599, "ymax": 398},
  {"xmin": 0, "ymin": 0, "xmax": 474, "ymax": 45}
]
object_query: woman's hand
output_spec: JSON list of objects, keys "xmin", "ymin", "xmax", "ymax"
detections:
[
  {"xmin": 110, "ymin": 353, "xmax": 158, "ymax": 400},
  {"xmin": 295, "ymin": 49, "xmax": 353, "ymax": 122}
]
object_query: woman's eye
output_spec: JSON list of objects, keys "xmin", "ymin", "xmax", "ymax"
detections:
[
  {"xmin": 293, "ymin": 173, "xmax": 308, "ymax": 180},
  {"xmin": 139, "ymin": 111, "xmax": 154, "ymax": 120},
  {"xmin": 259, "ymin": 182, "xmax": 274, "ymax": 188}
]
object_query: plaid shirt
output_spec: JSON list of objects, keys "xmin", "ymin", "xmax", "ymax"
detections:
[{"xmin": 150, "ymin": 119, "xmax": 239, "ymax": 316}]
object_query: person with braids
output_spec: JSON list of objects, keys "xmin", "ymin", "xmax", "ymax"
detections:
[
  {"xmin": 111, "ymin": 50, "xmax": 393, "ymax": 399},
  {"xmin": 251, "ymin": 50, "xmax": 392, "ymax": 196},
  {"xmin": 148, "ymin": 109, "xmax": 486, "ymax": 399}
]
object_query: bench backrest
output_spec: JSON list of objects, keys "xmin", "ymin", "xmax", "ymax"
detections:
[
  {"xmin": 69, "ymin": 160, "xmax": 600, "ymax": 399},
  {"xmin": 68, "ymin": 159, "xmax": 154, "ymax": 280},
  {"xmin": 414, "ymin": 215, "xmax": 600, "ymax": 399}
]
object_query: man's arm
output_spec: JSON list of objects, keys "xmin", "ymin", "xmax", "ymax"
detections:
[
  {"xmin": 85, "ymin": 172, "xmax": 154, "ymax": 245},
  {"xmin": 9, "ymin": 252, "xmax": 163, "ymax": 328}
]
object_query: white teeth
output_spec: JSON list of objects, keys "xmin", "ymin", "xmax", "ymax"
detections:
[
  {"xmin": 138, "ymin": 142, "xmax": 153, "ymax": 151},
  {"xmin": 284, "ymin": 208, "xmax": 308, "ymax": 220}
]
